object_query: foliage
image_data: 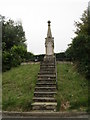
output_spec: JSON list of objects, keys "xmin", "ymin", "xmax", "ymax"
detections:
[
  {"xmin": 2, "ymin": 51, "xmax": 12, "ymax": 71},
  {"xmin": 65, "ymin": 9, "xmax": 90, "ymax": 79},
  {"xmin": 56, "ymin": 52, "xmax": 66, "ymax": 61},
  {"xmin": 2, "ymin": 19, "xmax": 26, "ymax": 51},
  {"xmin": 2, "ymin": 17, "xmax": 27, "ymax": 71},
  {"xmin": 56, "ymin": 52, "xmax": 71, "ymax": 61},
  {"xmin": 74, "ymin": 10, "xmax": 88, "ymax": 35},
  {"xmin": 33, "ymin": 52, "xmax": 72, "ymax": 62},
  {"xmin": 65, "ymin": 44, "xmax": 73, "ymax": 61},
  {"xmin": 24, "ymin": 52, "xmax": 34, "ymax": 62},
  {"xmin": 11, "ymin": 45, "xmax": 27, "ymax": 67},
  {"xmin": 34, "ymin": 54, "xmax": 45, "ymax": 62}
]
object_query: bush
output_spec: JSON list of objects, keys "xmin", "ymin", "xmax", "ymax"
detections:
[
  {"xmin": 2, "ymin": 17, "xmax": 27, "ymax": 72},
  {"xmin": 2, "ymin": 51, "xmax": 12, "ymax": 71}
]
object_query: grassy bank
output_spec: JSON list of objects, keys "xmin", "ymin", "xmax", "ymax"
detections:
[
  {"xmin": 2, "ymin": 62, "xmax": 88, "ymax": 112},
  {"xmin": 2, "ymin": 64, "xmax": 40, "ymax": 111},
  {"xmin": 57, "ymin": 63, "xmax": 88, "ymax": 112}
]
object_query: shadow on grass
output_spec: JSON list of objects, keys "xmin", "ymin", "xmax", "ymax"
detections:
[
  {"xmin": 56, "ymin": 97, "xmax": 61, "ymax": 111},
  {"xmin": 69, "ymin": 98, "xmax": 88, "ymax": 111}
]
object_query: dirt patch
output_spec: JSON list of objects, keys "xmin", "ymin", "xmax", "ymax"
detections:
[{"xmin": 60, "ymin": 101, "xmax": 70, "ymax": 111}]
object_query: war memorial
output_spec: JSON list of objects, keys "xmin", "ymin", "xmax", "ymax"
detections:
[
  {"xmin": 32, "ymin": 21, "xmax": 57, "ymax": 111},
  {"xmin": 2, "ymin": 21, "xmax": 88, "ymax": 120}
]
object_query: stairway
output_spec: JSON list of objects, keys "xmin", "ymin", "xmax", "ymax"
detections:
[{"xmin": 32, "ymin": 56, "xmax": 57, "ymax": 112}]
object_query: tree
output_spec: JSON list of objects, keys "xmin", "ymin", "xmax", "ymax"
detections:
[
  {"xmin": 2, "ymin": 17, "xmax": 27, "ymax": 71},
  {"xmin": 11, "ymin": 45, "xmax": 27, "ymax": 67},
  {"xmin": 65, "ymin": 8, "xmax": 90, "ymax": 79},
  {"xmin": 74, "ymin": 10, "xmax": 88, "ymax": 35},
  {"xmin": 24, "ymin": 52, "xmax": 34, "ymax": 62},
  {"xmin": 2, "ymin": 19, "xmax": 26, "ymax": 51}
]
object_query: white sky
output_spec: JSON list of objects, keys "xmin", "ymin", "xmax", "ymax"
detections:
[{"xmin": 0, "ymin": 0, "xmax": 89, "ymax": 55}]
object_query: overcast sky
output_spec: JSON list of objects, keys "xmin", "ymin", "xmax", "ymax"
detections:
[{"xmin": 0, "ymin": 0, "xmax": 89, "ymax": 54}]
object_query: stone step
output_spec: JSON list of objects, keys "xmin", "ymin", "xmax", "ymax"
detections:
[
  {"xmin": 33, "ymin": 97, "xmax": 57, "ymax": 102},
  {"xmin": 37, "ymin": 79, "xmax": 56, "ymax": 83},
  {"xmin": 35, "ymin": 87, "xmax": 57, "ymax": 91},
  {"xmin": 38, "ymin": 78, "xmax": 56, "ymax": 81},
  {"xmin": 38, "ymin": 75, "xmax": 56, "ymax": 79},
  {"xmin": 37, "ymin": 80, "xmax": 56, "ymax": 83},
  {"xmin": 40, "ymin": 70, "xmax": 55, "ymax": 73},
  {"xmin": 40, "ymin": 68, "xmax": 55, "ymax": 71},
  {"xmin": 40, "ymin": 62, "xmax": 55, "ymax": 65},
  {"xmin": 38, "ymin": 78, "xmax": 56, "ymax": 80},
  {"xmin": 40, "ymin": 65, "xmax": 55, "ymax": 68},
  {"xmin": 32, "ymin": 102, "xmax": 57, "ymax": 111},
  {"xmin": 40, "ymin": 66, "xmax": 55, "ymax": 70},
  {"xmin": 38, "ymin": 72, "xmax": 55, "ymax": 75},
  {"xmin": 36, "ymin": 83, "xmax": 56, "ymax": 87},
  {"xmin": 40, "ymin": 64, "xmax": 55, "ymax": 67},
  {"xmin": 41, "ymin": 61, "xmax": 55, "ymax": 64},
  {"xmin": 40, "ymin": 66, "xmax": 55, "ymax": 68},
  {"xmin": 40, "ymin": 69, "xmax": 55, "ymax": 72},
  {"xmin": 34, "ymin": 91, "xmax": 57, "ymax": 97},
  {"xmin": 40, "ymin": 66, "xmax": 55, "ymax": 69},
  {"xmin": 38, "ymin": 72, "xmax": 56, "ymax": 75}
]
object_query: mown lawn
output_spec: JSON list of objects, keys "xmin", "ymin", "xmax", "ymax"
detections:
[
  {"xmin": 2, "ymin": 64, "xmax": 40, "ymax": 111},
  {"xmin": 2, "ymin": 62, "xmax": 88, "ymax": 112},
  {"xmin": 57, "ymin": 62, "xmax": 88, "ymax": 112}
]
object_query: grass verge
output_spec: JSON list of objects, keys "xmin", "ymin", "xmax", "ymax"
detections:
[
  {"xmin": 2, "ymin": 62, "xmax": 88, "ymax": 112},
  {"xmin": 56, "ymin": 62, "xmax": 88, "ymax": 112},
  {"xmin": 2, "ymin": 64, "xmax": 40, "ymax": 111}
]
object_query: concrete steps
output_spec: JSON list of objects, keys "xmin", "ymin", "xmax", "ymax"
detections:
[
  {"xmin": 38, "ymin": 72, "xmax": 56, "ymax": 75},
  {"xmin": 36, "ymin": 83, "xmax": 56, "ymax": 87},
  {"xmin": 37, "ymin": 80, "xmax": 56, "ymax": 84},
  {"xmin": 35, "ymin": 87, "xmax": 57, "ymax": 91},
  {"xmin": 40, "ymin": 66, "xmax": 55, "ymax": 70},
  {"xmin": 38, "ymin": 75, "xmax": 56, "ymax": 80},
  {"xmin": 32, "ymin": 102, "xmax": 57, "ymax": 111},
  {"xmin": 38, "ymin": 77, "xmax": 55, "ymax": 80},
  {"xmin": 33, "ymin": 97, "xmax": 57, "ymax": 102},
  {"xmin": 37, "ymin": 78, "xmax": 56, "ymax": 81},
  {"xmin": 32, "ymin": 56, "xmax": 57, "ymax": 111},
  {"xmin": 34, "ymin": 91, "xmax": 57, "ymax": 97}
]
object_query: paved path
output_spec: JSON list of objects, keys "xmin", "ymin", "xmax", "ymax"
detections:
[
  {"xmin": 1, "ymin": 112, "xmax": 89, "ymax": 120},
  {"xmin": 1, "ymin": 116, "xmax": 89, "ymax": 120}
]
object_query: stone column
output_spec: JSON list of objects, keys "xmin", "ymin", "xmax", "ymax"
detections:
[{"xmin": 45, "ymin": 21, "xmax": 54, "ymax": 56}]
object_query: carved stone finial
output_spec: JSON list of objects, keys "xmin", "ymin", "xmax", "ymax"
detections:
[{"xmin": 48, "ymin": 20, "xmax": 51, "ymax": 26}]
